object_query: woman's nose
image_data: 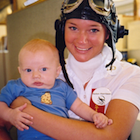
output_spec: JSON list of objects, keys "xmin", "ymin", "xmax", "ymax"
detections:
[{"xmin": 77, "ymin": 31, "xmax": 88, "ymax": 44}]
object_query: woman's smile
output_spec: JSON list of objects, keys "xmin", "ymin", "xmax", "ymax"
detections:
[{"xmin": 76, "ymin": 46, "xmax": 92, "ymax": 51}]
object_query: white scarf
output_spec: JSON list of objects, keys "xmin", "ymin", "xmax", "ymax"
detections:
[{"xmin": 67, "ymin": 44, "xmax": 122, "ymax": 85}]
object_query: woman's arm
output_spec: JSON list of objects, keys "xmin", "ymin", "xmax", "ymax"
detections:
[
  {"xmin": 11, "ymin": 97, "xmax": 138, "ymax": 140},
  {"xmin": 0, "ymin": 119, "xmax": 12, "ymax": 140}
]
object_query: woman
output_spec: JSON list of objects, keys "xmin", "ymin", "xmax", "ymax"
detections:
[{"xmin": 1, "ymin": 0, "xmax": 140, "ymax": 140}]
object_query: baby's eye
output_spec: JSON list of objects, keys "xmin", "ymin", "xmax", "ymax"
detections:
[
  {"xmin": 42, "ymin": 68, "xmax": 47, "ymax": 71},
  {"xmin": 26, "ymin": 69, "xmax": 32, "ymax": 72}
]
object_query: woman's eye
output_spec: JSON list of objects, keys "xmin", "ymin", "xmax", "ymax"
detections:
[
  {"xmin": 91, "ymin": 29, "xmax": 98, "ymax": 33},
  {"xmin": 26, "ymin": 69, "xmax": 32, "ymax": 72},
  {"xmin": 42, "ymin": 68, "xmax": 47, "ymax": 71},
  {"xmin": 69, "ymin": 26, "xmax": 77, "ymax": 31}
]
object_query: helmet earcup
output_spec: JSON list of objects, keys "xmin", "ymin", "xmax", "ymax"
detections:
[
  {"xmin": 116, "ymin": 20, "xmax": 129, "ymax": 42},
  {"xmin": 55, "ymin": 19, "xmax": 66, "ymax": 53},
  {"xmin": 55, "ymin": 19, "xmax": 74, "ymax": 88}
]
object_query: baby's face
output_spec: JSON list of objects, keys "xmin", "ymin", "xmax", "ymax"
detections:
[{"xmin": 18, "ymin": 49, "xmax": 61, "ymax": 89}]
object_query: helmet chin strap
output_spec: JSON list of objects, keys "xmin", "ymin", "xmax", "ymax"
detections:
[
  {"xmin": 105, "ymin": 19, "xmax": 129, "ymax": 70},
  {"xmin": 105, "ymin": 53, "xmax": 116, "ymax": 70},
  {"xmin": 105, "ymin": 32, "xmax": 116, "ymax": 70},
  {"xmin": 60, "ymin": 51, "xmax": 74, "ymax": 89},
  {"xmin": 55, "ymin": 19, "xmax": 74, "ymax": 89}
]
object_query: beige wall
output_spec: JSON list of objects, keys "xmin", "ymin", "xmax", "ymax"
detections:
[
  {"xmin": 0, "ymin": 51, "xmax": 5, "ymax": 90},
  {"xmin": 0, "ymin": 50, "xmax": 9, "ymax": 90},
  {"xmin": 7, "ymin": 0, "xmax": 63, "ymax": 80},
  {"xmin": 127, "ymin": 20, "xmax": 140, "ymax": 65}
]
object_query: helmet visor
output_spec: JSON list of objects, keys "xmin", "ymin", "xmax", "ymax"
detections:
[{"xmin": 63, "ymin": 0, "xmax": 112, "ymax": 16}]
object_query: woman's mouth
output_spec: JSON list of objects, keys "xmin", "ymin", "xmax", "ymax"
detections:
[{"xmin": 76, "ymin": 46, "xmax": 92, "ymax": 51}]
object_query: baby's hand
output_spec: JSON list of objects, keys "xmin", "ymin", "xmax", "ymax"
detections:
[
  {"xmin": 8, "ymin": 103, "xmax": 33, "ymax": 131},
  {"xmin": 93, "ymin": 113, "xmax": 113, "ymax": 129}
]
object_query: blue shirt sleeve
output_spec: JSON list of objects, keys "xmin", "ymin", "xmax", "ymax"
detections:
[
  {"xmin": 0, "ymin": 79, "xmax": 24, "ymax": 106},
  {"xmin": 64, "ymin": 82, "xmax": 77, "ymax": 110}
]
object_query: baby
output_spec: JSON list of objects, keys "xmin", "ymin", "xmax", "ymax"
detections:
[{"xmin": 0, "ymin": 39, "xmax": 113, "ymax": 140}]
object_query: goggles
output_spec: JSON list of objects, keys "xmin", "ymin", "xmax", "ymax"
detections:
[{"xmin": 62, "ymin": 0, "xmax": 114, "ymax": 16}]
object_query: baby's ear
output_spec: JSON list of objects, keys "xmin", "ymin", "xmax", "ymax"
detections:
[
  {"xmin": 56, "ymin": 65, "xmax": 62, "ymax": 77},
  {"xmin": 18, "ymin": 66, "xmax": 21, "ymax": 74}
]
